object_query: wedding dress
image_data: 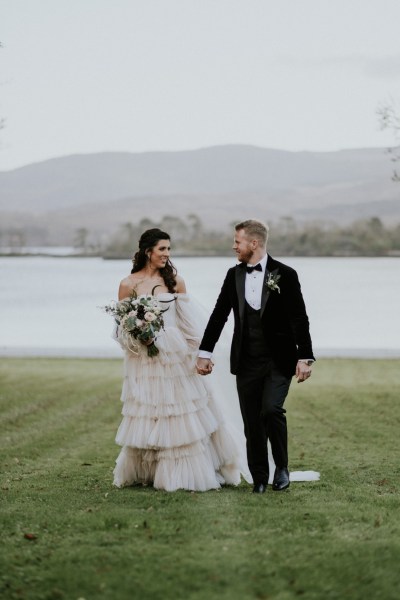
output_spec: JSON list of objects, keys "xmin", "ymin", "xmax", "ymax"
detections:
[{"xmin": 113, "ymin": 293, "xmax": 246, "ymax": 491}]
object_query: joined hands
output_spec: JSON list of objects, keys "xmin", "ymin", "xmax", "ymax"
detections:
[{"xmin": 196, "ymin": 358, "xmax": 214, "ymax": 376}]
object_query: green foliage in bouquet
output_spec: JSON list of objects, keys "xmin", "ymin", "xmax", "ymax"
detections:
[{"xmin": 103, "ymin": 290, "xmax": 166, "ymax": 357}]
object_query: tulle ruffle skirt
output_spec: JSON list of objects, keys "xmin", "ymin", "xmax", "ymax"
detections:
[{"xmin": 113, "ymin": 326, "xmax": 243, "ymax": 491}]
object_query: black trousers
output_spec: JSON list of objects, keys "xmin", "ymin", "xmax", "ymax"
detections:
[{"xmin": 236, "ymin": 358, "xmax": 291, "ymax": 485}]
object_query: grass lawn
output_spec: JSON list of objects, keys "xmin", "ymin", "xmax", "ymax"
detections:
[{"xmin": 1, "ymin": 357, "xmax": 399, "ymax": 600}]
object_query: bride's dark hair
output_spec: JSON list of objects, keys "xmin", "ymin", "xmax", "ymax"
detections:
[{"xmin": 131, "ymin": 228, "xmax": 177, "ymax": 293}]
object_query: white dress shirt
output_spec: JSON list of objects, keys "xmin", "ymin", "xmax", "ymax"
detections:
[{"xmin": 245, "ymin": 254, "xmax": 268, "ymax": 310}]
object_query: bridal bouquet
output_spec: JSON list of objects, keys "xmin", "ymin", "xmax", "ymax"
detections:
[{"xmin": 103, "ymin": 292, "xmax": 165, "ymax": 357}]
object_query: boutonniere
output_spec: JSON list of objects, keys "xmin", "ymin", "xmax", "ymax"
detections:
[{"xmin": 266, "ymin": 272, "xmax": 281, "ymax": 293}]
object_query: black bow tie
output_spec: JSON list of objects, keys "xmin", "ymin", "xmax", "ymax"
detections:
[{"xmin": 246, "ymin": 263, "xmax": 262, "ymax": 274}]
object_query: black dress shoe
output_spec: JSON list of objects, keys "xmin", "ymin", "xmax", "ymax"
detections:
[
  {"xmin": 272, "ymin": 467, "xmax": 290, "ymax": 491},
  {"xmin": 252, "ymin": 483, "xmax": 267, "ymax": 494}
]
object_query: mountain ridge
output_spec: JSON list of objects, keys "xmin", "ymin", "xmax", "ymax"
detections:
[{"xmin": 0, "ymin": 144, "xmax": 395, "ymax": 211}]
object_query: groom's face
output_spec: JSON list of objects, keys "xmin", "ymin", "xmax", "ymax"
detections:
[{"xmin": 233, "ymin": 229, "xmax": 254, "ymax": 264}]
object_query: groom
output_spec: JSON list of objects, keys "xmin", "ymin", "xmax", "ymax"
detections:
[{"xmin": 196, "ymin": 219, "xmax": 315, "ymax": 493}]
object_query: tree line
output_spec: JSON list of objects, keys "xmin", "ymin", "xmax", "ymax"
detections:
[
  {"xmin": 100, "ymin": 215, "xmax": 400, "ymax": 258},
  {"xmin": 2, "ymin": 214, "xmax": 399, "ymax": 257}
]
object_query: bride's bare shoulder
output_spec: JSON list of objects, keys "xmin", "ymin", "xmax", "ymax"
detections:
[{"xmin": 118, "ymin": 274, "xmax": 140, "ymax": 300}]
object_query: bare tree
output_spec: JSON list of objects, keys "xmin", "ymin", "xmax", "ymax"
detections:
[
  {"xmin": 377, "ymin": 101, "xmax": 400, "ymax": 182},
  {"xmin": 74, "ymin": 227, "xmax": 89, "ymax": 252},
  {"xmin": 0, "ymin": 42, "xmax": 5, "ymax": 132},
  {"xmin": 7, "ymin": 228, "xmax": 26, "ymax": 253}
]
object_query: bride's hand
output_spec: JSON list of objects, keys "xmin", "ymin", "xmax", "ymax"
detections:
[{"xmin": 141, "ymin": 338, "xmax": 154, "ymax": 346}]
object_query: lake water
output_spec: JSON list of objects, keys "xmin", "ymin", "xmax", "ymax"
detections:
[{"xmin": 0, "ymin": 255, "xmax": 399, "ymax": 358}]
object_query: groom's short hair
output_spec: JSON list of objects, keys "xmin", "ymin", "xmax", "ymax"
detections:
[{"xmin": 235, "ymin": 219, "xmax": 269, "ymax": 247}]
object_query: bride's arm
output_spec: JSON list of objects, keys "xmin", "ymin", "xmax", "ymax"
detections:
[
  {"xmin": 174, "ymin": 285, "xmax": 203, "ymax": 352},
  {"xmin": 175, "ymin": 275, "xmax": 186, "ymax": 294}
]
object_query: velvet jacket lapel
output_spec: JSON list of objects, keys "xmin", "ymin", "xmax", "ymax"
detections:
[
  {"xmin": 260, "ymin": 256, "xmax": 279, "ymax": 318},
  {"xmin": 235, "ymin": 263, "xmax": 246, "ymax": 324}
]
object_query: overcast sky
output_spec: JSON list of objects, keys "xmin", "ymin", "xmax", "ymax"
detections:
[{"xmin": 1, "ymin": 0, "xmax": 400, "ymax": 171}]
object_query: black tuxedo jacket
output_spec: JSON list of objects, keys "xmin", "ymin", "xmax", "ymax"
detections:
[{"xmin": 199, "ymin": 255, "xmax": 315, "ymax": 378}]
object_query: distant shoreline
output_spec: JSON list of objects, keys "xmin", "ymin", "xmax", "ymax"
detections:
[
  {"xmin": 2, "ymin": 251, "xmax": 400, "ymax": 259},
  {"xmin": 1, "ymin": 346, "xmax": 400, "ymax": 359}
]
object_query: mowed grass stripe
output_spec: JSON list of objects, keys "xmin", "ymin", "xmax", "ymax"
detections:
[{"xmin": 1, "ymin": 359, "xmax": 122, "ymax": 476}]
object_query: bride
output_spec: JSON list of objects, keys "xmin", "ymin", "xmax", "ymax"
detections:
[{"xmin": 112, "ymin": 228, "xmax": 245, "ymax": 491}]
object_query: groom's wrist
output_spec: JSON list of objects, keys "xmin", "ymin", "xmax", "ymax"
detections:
[
  {"xmin": 298, "ymin": 359, "xmax": 314, "ymax": 366},
  {"xmin": 198, "ymin": 350, "xmax": 213, "ymax": 359}
]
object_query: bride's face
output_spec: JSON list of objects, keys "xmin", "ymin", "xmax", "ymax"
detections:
[{"xmin": 148, "ymin": 239, "xmax": 171, "ymax": 269}]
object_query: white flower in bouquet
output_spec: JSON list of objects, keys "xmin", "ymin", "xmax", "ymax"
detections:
[{"xmin": 144, "ymin": 312, "xmax": 157, "ymax": 322}]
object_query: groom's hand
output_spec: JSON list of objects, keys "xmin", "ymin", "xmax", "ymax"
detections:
[
  {"xmin": 196, "ymin": 358, "xmax": 213, "ymax": 376},
  {"xmin": 296, "ymin": 360, "xmax": 312, "ymax": 383}
]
